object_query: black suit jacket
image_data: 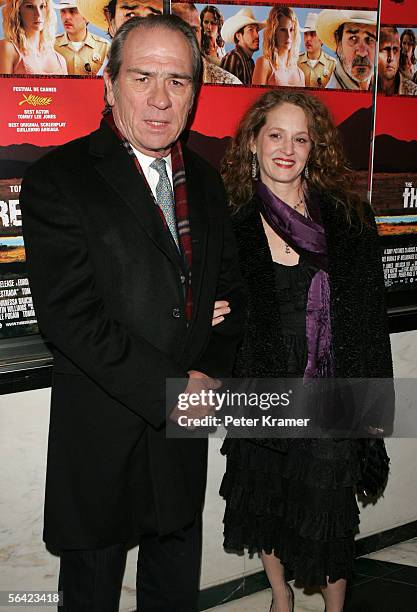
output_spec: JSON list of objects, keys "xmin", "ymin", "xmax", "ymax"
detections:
[{"xmin": 20, "ymin": 120, "xmax": 243, "ymax": 549}]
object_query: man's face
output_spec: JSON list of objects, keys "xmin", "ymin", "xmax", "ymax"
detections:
[
  {"xmin": 106, "ymin": 0, "xmax": 162, "ymax": 37},
  {"xmin": 337, "ymin": 22, "xmax": 376, "ymax": 82},
  {"xmin": 171, "ymin": 3, "xmax": 201, "ymax": 49},
  {"xmin": 60, "ymin": 8, "xmax": 87, "ymax": 38},
  {"xmin": 236, "ymin": 24, "xmax": 260, "ymax": 54},
  {"xmin": 378, "ymin": 30, "xmax": 400, "ymax": 81},
  {"xmin": 104, "ymin": 27, "xmax": 194, "ymax": 157},
  {"xmin": 304, "ymin": 31, "xmax": 322, "ymax": 56}
]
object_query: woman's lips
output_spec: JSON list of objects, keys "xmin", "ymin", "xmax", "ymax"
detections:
[{"xmin": 273, "ymin": 158, "xmax": 295, "ymax": 168}]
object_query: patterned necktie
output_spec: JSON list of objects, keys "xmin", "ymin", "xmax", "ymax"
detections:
[{"xmin": 150, "ymin": 158, "xmax": 179, "ymax": 249}]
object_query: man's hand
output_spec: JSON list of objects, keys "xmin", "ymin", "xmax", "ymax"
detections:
[
  {"xmin": 211, "ymin": 300, "xmax": 231, "ymax": 326},
  {"xmin": 169, "ymin": 370, "xmax": 221, "ymax": 429}
]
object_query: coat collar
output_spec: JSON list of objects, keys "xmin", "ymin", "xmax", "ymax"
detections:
[
  {"xmin": 89, "ymin": 120, "xmax": 209, "ymax": 313},
  {"xmin": 89, "ymin": 120, "xmax": 184, "ymax": 267}
]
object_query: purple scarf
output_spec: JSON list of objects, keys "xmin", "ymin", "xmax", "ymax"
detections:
[{"xmin": 256, "ymin": 181, "xmax": 334, "ymax": 380}]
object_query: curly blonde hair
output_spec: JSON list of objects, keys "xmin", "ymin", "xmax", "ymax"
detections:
[
  {"xmin": 221, "ymin": 89, "xmax": 361, "ymax": 219},
  {"xmin": 3, "ymin": 0, "xmax": 57, "ymax": 53},
  {"xmin": 263, "ymin": 6, "xmax": 300, "ymax": 69}
]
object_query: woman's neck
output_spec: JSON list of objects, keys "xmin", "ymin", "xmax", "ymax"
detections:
[
  {"xmin": 276, "ymin": 48, "xmax": 290, "ymax": 67},
  {"xmin": 207, "ymin": 38, "xmax": 217, "ymax": 53},
  {"xmin": 25, "ymin": 30, "xmax": 41, "ymax": 52},
  {"xmin": 261, "ymin": 178, "xmax": 303, "ymax": 207}
]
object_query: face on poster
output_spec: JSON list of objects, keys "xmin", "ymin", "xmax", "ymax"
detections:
[
  {"xmin": 180, "ymin": 4, "xmax": 377, "ymax": 90},
  {"xmin": 0, "ymin": 1, "xmax": 378, "ymax": 86},
  {"xmin": 0, "ymin": 0, "xmax": 164, "ymax": 77},
  {"xmin": 377, "ymin": 25, "xmax": 417, "ymax": 95}
]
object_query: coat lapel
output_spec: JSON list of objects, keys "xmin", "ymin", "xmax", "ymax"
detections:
[{"xmin": 89, "ymin": 122, "xmax": 180, "ymax": 267}]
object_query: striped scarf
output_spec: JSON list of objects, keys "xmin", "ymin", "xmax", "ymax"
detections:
[{"xmin": 103, "ymin": 112, "xmax": 193, "ymax": 322}]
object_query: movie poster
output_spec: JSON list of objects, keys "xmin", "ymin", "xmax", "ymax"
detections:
[
  {"xmin": 372, "ymin": 0, "xmax": 417, "ymax": 293},
  {"xmin": 0, "ymin": 0, "xmax": 406, "ymax": 343}
]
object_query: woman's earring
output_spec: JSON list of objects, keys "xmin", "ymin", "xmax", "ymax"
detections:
[
  {"xmin": 304, "ymin": 164, "xmax": 310, "ymax": 180},
  {"xmin": 251, "ymin": 152, "xmax": 258, "ymax": 179}
]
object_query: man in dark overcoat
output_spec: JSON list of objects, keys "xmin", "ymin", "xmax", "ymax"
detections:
[{"xmin": 20, "ymin": 14, "xmax": 243, "ymax": 612}]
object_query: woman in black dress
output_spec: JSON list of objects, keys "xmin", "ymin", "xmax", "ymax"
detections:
[{"xmin": 219, "ymin": 90, "xmax": 393, "ymax": 612}]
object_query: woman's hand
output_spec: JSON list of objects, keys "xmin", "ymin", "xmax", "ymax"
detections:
[{"xmin": 212, "ymin": 300, "xmax": 231, "ymax": 326}]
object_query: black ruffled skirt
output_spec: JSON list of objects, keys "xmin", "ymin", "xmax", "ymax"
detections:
[{"xmin": 220, "ymin": 436, "xmax": 362, "ymax": 587}]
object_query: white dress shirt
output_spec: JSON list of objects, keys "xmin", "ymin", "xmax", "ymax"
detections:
[{"xmin": 132, "ymin": 148, "xmax": 173, "ymax": 199}]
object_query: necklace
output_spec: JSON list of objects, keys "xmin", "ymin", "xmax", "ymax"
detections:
[{"xmin": 284, "ymin": 196, "xmax": 306, "ymax": 254}]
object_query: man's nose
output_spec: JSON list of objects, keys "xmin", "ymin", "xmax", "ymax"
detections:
[
  {"xmin": 148, "ymin": 80, "xmax": 171, "ymax": 110},
  {"xmin": 356, "ymin": 40, "xmax": 369, "ymax": 56}
]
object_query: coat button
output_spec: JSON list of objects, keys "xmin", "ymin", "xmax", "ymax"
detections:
[
  {"xmin": 172, "ymin": 308, "xmax": 180, "ymax": 318},
  {"xmin": 180, "ymin": 274, "xmax": 186, "ymax": 284}
]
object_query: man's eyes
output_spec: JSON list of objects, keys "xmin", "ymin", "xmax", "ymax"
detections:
[{"xmin": 349, "ymin": 35, "xmax": 376, "ymax": 46}]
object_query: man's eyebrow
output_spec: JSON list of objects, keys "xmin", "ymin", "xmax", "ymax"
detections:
[
  {"xmin": 345, "ymin": 26, "xmax": 376, "ymax": 40},
  {"xmin": 126, "ymin": 68, "xmax": 192, "ymax": 80},
  {"xmin": 120, "ymin": 3, "xmax": 162, "ymax": 14}
]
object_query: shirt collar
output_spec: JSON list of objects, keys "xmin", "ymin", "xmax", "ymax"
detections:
[
  {"xmin": 299, "ymin": 50, "xmax": 326, "ymax": 65},
  {"xmin": 236, "ymin": 44, "xmax": 252, "ymax": 60},
  {"xmin": 56, "ymin": 29, "xmax": 94, "ymax": 48},
  {"xmin": 133, "ymin": 148, "xmax": 172, "ymax": 174}
]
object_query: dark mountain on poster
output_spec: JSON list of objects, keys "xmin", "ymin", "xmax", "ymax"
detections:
[
  {"xmin": 185, "ymin": 107, "xmax": 372, "ymax": 171},
  {"xmin": 373, "ymin": 134, "xmax": 417, "ymax": 172},
  {"xmin": 0, "ymin": 144, "xmax": 55, "ymax": 179},
  {"xmin": 0, "ymin": 107, "xmax": 372, "ymax": 179}
]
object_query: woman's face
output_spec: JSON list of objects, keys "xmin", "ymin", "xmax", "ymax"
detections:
[
  {"xmin": 252, "ymin": 103, "xmax": 312, "ymax": 192},
  {"xmin": 19, "ymin": 0, "xmax": 47, "ymax": 33},
  {"xmin": 401, "ymin": 34, "xmax": 414, "ymax": 58},
  {"xmin": 203, "ymin": 11, "xmax": 218, "ymax": 39},
  {"xmin": 275, "ymin": 15, "xmax": 294, "ymax": 52}
]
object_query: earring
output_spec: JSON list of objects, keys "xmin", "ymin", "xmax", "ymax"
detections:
[
  {"xmin": 251, "ymin": 152, "xmax": 258, "ymax": 179},
  {"xmin": 304, "ymin": 164, "xmax": 310, "ymax": 180}
]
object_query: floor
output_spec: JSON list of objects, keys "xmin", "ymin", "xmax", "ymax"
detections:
[{"xmin": 209, "ymin": 537, "xmax": 417, "ymax": 611}]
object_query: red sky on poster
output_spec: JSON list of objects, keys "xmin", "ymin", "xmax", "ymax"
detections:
[
  {"xmin": 380, "ymin": 0, "xmax": 417, "ymax": 24},
  {"xmin": 375, "ymin": 96, "xmax": 417, "ymax": 140},
  {"xmin": 0, "ymin": 77, "xmax": 372, "ymax": 146},
  {"xmin": 191, "ymin": 86, "xmax": 372, "ymax": 137}
]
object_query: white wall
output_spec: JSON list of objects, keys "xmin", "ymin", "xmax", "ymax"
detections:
[{"xmin": 1, "ymin": 330, "xmax": 417, "ymax": 612}]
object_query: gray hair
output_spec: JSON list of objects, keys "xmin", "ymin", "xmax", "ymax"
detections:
[{"xmin": 106, "ymin": 15, "xmax": 202, "ymax": 99}]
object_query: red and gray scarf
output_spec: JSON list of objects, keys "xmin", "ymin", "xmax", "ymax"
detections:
[{"xmin": 103, "ymin": 112, "xmax": 193, "ymax": 322}]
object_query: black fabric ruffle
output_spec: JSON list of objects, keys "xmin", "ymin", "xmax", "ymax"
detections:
[{"xmin": 220, "ymin": 438, "xmax": 361, "ymax": 587}]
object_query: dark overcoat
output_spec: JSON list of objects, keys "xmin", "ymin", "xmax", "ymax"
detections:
[{"xmin": 20, "ymin": 120, "xmax": 243, "ymax": 550}]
